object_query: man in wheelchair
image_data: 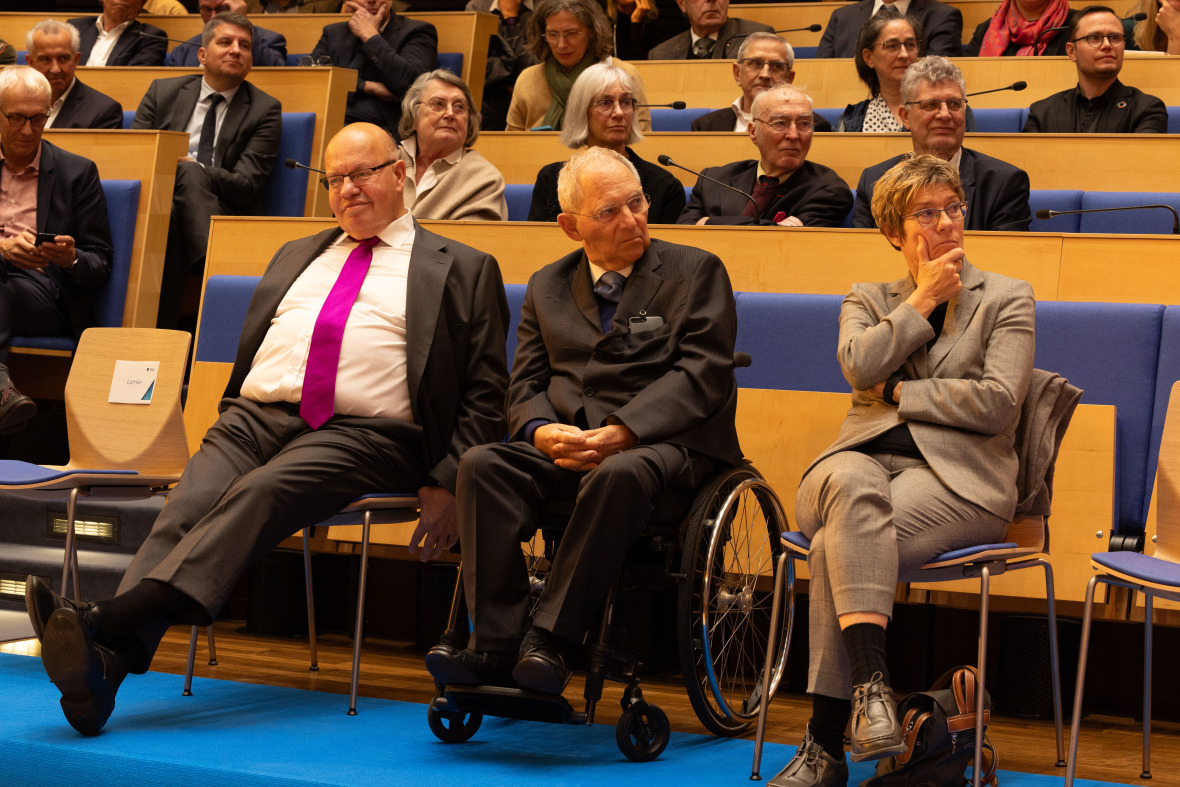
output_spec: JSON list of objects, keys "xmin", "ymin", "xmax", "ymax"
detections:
[{"xmin": 426, "ymin": 146, "xmax": 743, "ymax": 694}]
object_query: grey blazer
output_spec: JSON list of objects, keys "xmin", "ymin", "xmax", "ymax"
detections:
[
  {"xmin": 803, "ymin": 260, "xmax": 1035, "ymax": 520},
  {"xmin": 648, "ymin": 17, "xmax": 774, "ymax": 60}
]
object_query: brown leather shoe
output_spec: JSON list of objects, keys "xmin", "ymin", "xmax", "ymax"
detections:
[
  {"xmin": 768, "ymin": 732, "xmax": 849, "ymax": 786},
  {"xmin": 0, "ymin": 382, "xmax": 36, "ymax": 434},
  {"xmin": 849, "ymin": 672, "xmax": 905, "ymax": 762}
]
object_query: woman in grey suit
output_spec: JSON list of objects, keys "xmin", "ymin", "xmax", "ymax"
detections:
[{"xmin": 769, "ymin": 155, "xmax": 1035, "ymax": 787}]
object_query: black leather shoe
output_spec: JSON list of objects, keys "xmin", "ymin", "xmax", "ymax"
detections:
[
  {"xmin": 849, "ymin": 672, "xmax": 905, "ymax": 762},
  {"xmin": 511, "ymin": 628, "xmax": 573, "ymax": 695},
  {"xmin": 0, "ymin": 383, "xmax": 36, "ymax": 434},
  {"xmin": 425, "ymin": 643, "xmax": 515, "ymax": 687},
  {"xmin": 41, "ymin": 608, "xmax": 125, "ymax": 736},
  {"xmin": 25, "ymin": 575, "xmax": 101, "ymax": 643},
  {"xmin": 768, "ymin": 732, "xmax": 848, "ymax": 787}
]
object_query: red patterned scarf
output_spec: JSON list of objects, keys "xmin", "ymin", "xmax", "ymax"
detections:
[{"xmin": 978, "ymin": 0, "xmax": 1071, "ymax": 56}]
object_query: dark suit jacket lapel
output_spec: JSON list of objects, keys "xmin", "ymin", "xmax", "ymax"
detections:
[
  {"xmin": 170, "ymin": 76, "xmax": 203, "ymax": 131},
  {"xmin": 927, "ymin": 260, "xmax": 983, "ymax": 373},
  {"xmin": 613, "ymin": 245, "xmax": 664, "ymax": 334},
  {"xmin": 722, "ymin": 161, "xmax": 758, "ymax": 217},
  {"xmin": 959, "ymin": 148, "xmax": 979, "ymax": 219},
  {"xmin": 35, "ymin": 141, "xmax": 56, "ymax": 234},
  {"xmin": 888, "ymin": 273, "xmax": 931, "ymax": 378},
  {"xmin": 216, "ymin": 83, "xmax": 251, "ymax": 166},
  {"xmin": 405, "ymin": 221, "xmax": 452, "ymax": 403},
  {"xmin": 569, "ymin": 255, "xmax": 603, "ymax": 333},
  {"xmin": 111, "ymin": 20, "xmax": 142, "ymax": 65}
]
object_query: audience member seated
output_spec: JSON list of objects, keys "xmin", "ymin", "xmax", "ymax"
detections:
[
  {"xmin": 132, "ymin": 13, "xmax": 282, "ymax": 330},
  {"xmin": 1024, "ymin": 5, "xmax": 1168, "ymax": 133},
  {"xmin": 0, "ymin": 68, "xmax": 112, "ymax": 435},
  {"xmin": 964, "ymin": 0, "xmax": 1076, "ymax": 56},
  {"xmin": 25, "ymin": 122, "xmax": 510, "ymax": 738},
  {"xmin": 691, "ymin": 33, "xmax": 832, "ymax": 133},
  {"xmin": 819, "ymin": 0, "xmax": 962, "ymax": 58},
  {"xmin": 467, "ymin": 0, "xmax": 539, "ymax": 130},
  {"xmin": 853, "ymin": 57, "xmax": 1031, "ymax": 232},
  {"xmin": 837, "ymin": 7, "xmax": 926, "ymax": 133},
  {"xmin": 766, "ymin": 153, "xmax": 1034, "ymax": 787},
  {"xmin": 425, "ymin": 146, "xmax": 741, "ymax": 695},
  {"xmin": 247, "ymin": 0, "xmax": 343, "ymax": 11},
  {"xmin": 506, "ymin": 0, "xmax": 651, "ymax": 132},
  {"xmin": 610, "ymin": 0, "xmax": 688, "ymax": 62},
  {"xmin": 680, "ymin": 83, "xmax": 852, "ymax": 227},
  {"xmin": 1132, "ymin": 0, "xmax": 1180, "ymax": 53},
  {"xmin": 397, "ymin": 70, "xmax": 508, "ymax": 221},
  {"xmin": 28, "ymin": 20, "xmax": 122, "ymax": 131},
  {"xmin": 647, "ymin": 0, "xmax": 773, "ymax": 60},
  {"xmin": 171, "ymin": 0, "xmax": 289, "ymax": 68},
  {"xmin": 310, "ymin": 0, "xmax": 438, "ymax": 133},
  {"xmin": 529, "ymin": 63, "xmax": 683, "ymax": 222},
  {"xmin": 68, "ymin": 0, "xmax": 167, "ymax": 67},
  {"xmin": 143, "ymin": 0, "xmax": 187, "ymax": 13},
  {"xmin": 0, "ymin": 40, "xmax": 14, "ymax": 66}
]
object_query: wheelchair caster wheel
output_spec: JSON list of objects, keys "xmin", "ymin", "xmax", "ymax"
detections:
[
  {"xmin": 427, "ymin": 705, "xmax": 482, "ymax": 743},
  {"xmin": 615, "ymin": 704, "xmax": 670, "ymax": 762}
]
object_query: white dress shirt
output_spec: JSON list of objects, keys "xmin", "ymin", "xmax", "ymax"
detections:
[
  {"xmin": 86, "ymin": 17, "xmax": 131, "ymax": 66},
  {"xmin": 729, "ymin": 96, "xmax": 752, "ymax": 132},
  {"xmin": 45, "ymin": 79, "xmax": 78, "ymax": 129},
  {"xmin": 184, "ymin": 80, "xmax": 241, "ymax": 162}
]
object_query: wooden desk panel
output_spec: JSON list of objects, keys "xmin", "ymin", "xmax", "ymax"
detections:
[{"xmin": 1058, "ymin": 235, "xmax": 1180, "ymax": 304}]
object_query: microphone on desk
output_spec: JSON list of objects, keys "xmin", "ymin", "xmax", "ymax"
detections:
[
  {"xmin": 722, "ymin": 24, "xmax": 823, "ymax": 54},
  {"xmin": 1035, "ymin": 205, "xmax": 1180, "ymax": 235},
  {"xmin": 966, "ymin": 81, "xmax": 1027, "ymax": 97},
  {"xmin": 657, "ymin": 154, "xmax": 758, "ymax": 213},
  {"xmin": 1125, "ymin": 12, "xmax": 1148, "ymax": 21},
  {"xmin": 137, "ymin": 29, "xmax": 194, "ymax": 47},
  {"xmin": 638, "ymin": 101, "xmax": 687, "ymax": 110},
  {"xmin": 285, "ymin": 158, "xmax": 327, "ymax": 175},
  {"xmin": 1031, "ymin": 25, "xmax": 1070, "ymax": 54}
]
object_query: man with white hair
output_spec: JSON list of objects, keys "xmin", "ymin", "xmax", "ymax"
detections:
[
  {"xmin": 680, "ymin": 83, "xmax": 851, "ymax": 226},
  {"xmin": 27, "ymin": 19, "xmax": 123, "ymax": 130},
  {"xmin": 0, "ymin": 67, "xmax": 112, "ymax": 434}
]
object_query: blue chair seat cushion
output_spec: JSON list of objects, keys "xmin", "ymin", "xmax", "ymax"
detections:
[
  {"xmin": 1091, "ymin": 550, "xmax": 1180, "ymax": 589},
  {"xmin": 0, "ymin": 461, "xmax": 138, "ymax": 486},
  {"xmin": 782, "ymin": 531, "xmax": 812, "ymax": 553},
  {"xmin": 928, "ymin": 542, "xmax": 1019, "ymax": 563}
]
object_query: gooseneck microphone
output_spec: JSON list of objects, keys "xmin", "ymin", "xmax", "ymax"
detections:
[
  {"xmin": 1125, "ymin": 12, "xmax": 1148, "ymax": 21},
  {"xmin": 286, "ymin": 158, "xmax": 327, "ymax": 175},
  {"xmin": 966, "ymin": 81, "xmax": 1028, "ymax": 97},
  {"xmin": 723, "ymin": 24, "xmax": 823, "ymax": 54},
  {"xmin": 137, "ymin": 29, "xmax": 193, "ymax": 47},
  {"xmin": 657, "ymin": 154, "xmax": 757, "ymax": 212},
  {"xmin": 1035, "ymin": 205, "xmax": 1180, "ymax": 235},
  {"xmin": 638, "ymin": 101, "xmax": 687, "ymax": 110}
]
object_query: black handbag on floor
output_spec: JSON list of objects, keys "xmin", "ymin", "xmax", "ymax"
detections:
[{"xmin": 860, "ymin": 666, "xmax": 998, "ymax": 787}]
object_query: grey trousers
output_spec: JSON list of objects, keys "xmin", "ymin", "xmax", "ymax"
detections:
[{"xmin": 795, "ymin": 451, "xmax": 1008, "ymax": 699}]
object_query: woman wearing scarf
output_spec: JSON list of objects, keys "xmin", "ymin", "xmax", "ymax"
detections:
[
  {"xmin": 963, "ymin": 0, "xmax": 1077, "ymax": 56},
  {"xmin": 505, "ymin": 0, "xmax": 652, "ymax": 132}
]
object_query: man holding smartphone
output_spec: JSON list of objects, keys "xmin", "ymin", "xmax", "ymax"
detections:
[{"xmin": 0, "ymin": 66, "xmax": 112, "ymax": 435}]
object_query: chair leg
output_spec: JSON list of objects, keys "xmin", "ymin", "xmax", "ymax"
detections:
[
  {"xmin": 1142, "ymin": 593, "xmax": 1153, "ymax": 779},
  {"xmin": 302, "ymin": 527, "xmax": 319, "ymax": 672},
  {"xmin": 347, "ymin": 508, "xmax": 372, "ymax": 715},
  {"xmin": 61, "ymin": 487, "xmax": 81, "ymax": 599},
  {"xmin": 206, "ymin": 625, "xmax": 218, "ymax": 665},
  {"xmin": 750, "ymin": 549, "xmax": 792, "ymax": 781},
  {"xmin": 971, "ymin": 565, "xmax": 991, "ymax": 787},
  {"xmin": 1039, "ymin": 559, "xmax": 1065, "ymax": 767},
  {"xmin": 1064, "ymin": 575, "xmax": 1102, "ymax": 787},
  {"xmin": 183, "ymin": 625, "xmax": 198, "ymax": 696}
]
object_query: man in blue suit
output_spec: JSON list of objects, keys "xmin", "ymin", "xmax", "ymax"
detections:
[{"xmin": 169, "ymin": 0, "xmax": 288, "ymax": 68}]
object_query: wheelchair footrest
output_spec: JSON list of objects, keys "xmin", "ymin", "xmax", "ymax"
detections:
[
  {"xmin": 587, "ymin": 643, "xmax": 642, "ymax": 683},
  {"xmin": 435, "ymin": 686, "xmax": 588, "ymax": 726}
]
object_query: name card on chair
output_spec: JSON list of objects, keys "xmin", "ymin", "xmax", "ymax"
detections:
[{"xmin": 109, "ymin": 361, "xmax": 159, "ymax": 404}]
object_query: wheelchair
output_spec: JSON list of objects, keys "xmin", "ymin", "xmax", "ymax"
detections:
[{"xmin": 426, "ymin": 461, "xmax": 792, "ymax": 761}]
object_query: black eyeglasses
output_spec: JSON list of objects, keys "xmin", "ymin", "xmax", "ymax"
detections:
[
  {"xmin": 1, "ymin": 110, "xmax": 48, "ymax": 129},
  {"xmin": 320, "ymin": 159, "xmax": 396, "ymax": 191},
  {"xmin": 1071, "ymin": 32, "xmax": 1126, "ymax": 47}
]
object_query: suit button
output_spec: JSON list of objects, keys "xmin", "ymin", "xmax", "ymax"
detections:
[{"xmin": 583, "ymin": 386, "xmax": 594, "ymax": 397}]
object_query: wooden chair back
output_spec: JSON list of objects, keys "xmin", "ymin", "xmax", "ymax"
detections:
[{"xmin": 1151, "ymin": 380, "xmax": 1180, "ymax": 562}]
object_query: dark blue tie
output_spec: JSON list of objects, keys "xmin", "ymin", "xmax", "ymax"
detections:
[{"xmin": 594, "ymin": 271, "xmax": 626, "ymax": 333}]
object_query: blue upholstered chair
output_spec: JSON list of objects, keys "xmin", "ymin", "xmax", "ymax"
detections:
[
  {"xmin": 1167, "ymin": 106, "xmax": 1180, "ymax": 134},
  {"xmin": 1076, "ymin": 191, "xmax": 1180, "ymax": 235},
  {"xmin": 503, "ymin": 184, "xmax": 533, "ymax": 222},
  {"xmin": 1028, "ymin": 189, "xmax": 1084, "ymax": 233},
  {"xmin": 813, "ymin": 107, "xmax": 843, "ymax": 128},
  {"xmin": 437, "ymin": 52, "xmax": 464, "ymax": 76},
  {"xmin": 261, "ymin": 112, "xmax": 316, "ymax": 217},
  {"xmin": 650, "ymin": 107, "xmax": 711, "ymax": 131}
]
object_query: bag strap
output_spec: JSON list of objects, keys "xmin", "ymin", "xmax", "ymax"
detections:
[
  {"xmin": 946, "ymin": 666, "xmax": 991, "ymax": 733},
  {"xmin": 894, "ymin": 707, "xmax": 930, "ymax": 766}
]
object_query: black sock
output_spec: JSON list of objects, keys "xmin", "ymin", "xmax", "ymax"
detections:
[
  {"xmin": 112, "ymin": 634, "xmax": 153, "ymax": 675},
  {"xmin": 809, "ymin": 693, "xmax": 851, "ymax": 760},
  {"xmin": 842, "ymin": 621, "xmax": 890, "ymax": 687},
  {"xmin": 96, "ymin": 580, "xmax": 197, "ymax": 645}
]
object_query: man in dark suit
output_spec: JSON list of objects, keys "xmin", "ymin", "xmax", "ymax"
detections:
[
  {"xmin": 425, "ymin": 146, "xmax": 742, "ymax": 693},
  {"xmin": 681, "ymin": 84, "xmax": 852, "ymax": 227},
  {"xmin": 311, "ymin": 0, "xmax": 438, "ymax": 133},
  {"xmin": 1023, "ymin": 6, "xmax": 1167, "ymax": 134},
  {"xmin": 169, "ymin": 0, "xmax": 288, "ymax": 68},
  {"xmin": 68, "ymin": 0, "xmax": 167, "ymax": 67},
  {"xmin": 649, "ymin": 0, "xmax": 773, "ymax": 59},
  {"xmin": 28, "ymin": 20, "xmax": 122, "ymax": 131},
  {"xmin": 817, "ymin": 0, "xmax": 962, "ymax": 58},
  {"xmin": 27, "ymin": 122, "xmax": 510, "ymax": 737},
  {"xmin": 0, "ymin": 68, "xmax": 112, "ymax": 434},
  {"xmin": 132, "ymin": 13, "xmax": 282, "ymax": 329},
  {"xmin": 853, "ymin": 56, "xmax": 1031, "ymax": 232}
]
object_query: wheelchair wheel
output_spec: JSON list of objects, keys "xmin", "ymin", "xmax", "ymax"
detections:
[
  {"xmin": 615, "ymin": 704, "xmax": 670, "ymax": 762},
  {"xmin": 427, "ymin": 705, "xmax": 483, "ymax": 743},
  {"xmin": 522, "ymin": 531, "xmax": 550, "ymax": 616},
  {"xmin": 677, "ymin": 464, "xmax": 789, "ymax": 737}
]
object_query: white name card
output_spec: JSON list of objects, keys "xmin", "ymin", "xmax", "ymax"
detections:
[{"xmin": 108, "ymin": 361, "xmax": 160, "ymax": 404}]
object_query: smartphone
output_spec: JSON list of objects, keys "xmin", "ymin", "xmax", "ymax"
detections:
[{"xmin": 34, "ymin": 232, "xmax": 58, "ymax": 246}]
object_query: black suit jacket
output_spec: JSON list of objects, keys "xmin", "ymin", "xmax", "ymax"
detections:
[
  {"xmin": 68, "ymin": 17, "xmax": 167, "ymax": 66},
  {"xmin": 52, "ymin": 78, "xmax": 122, "ymax": 130},
  {"xmin": 853, "ymin": 148, "xmax": 1032, "ymax": 232},
  {"xmin": 311, "ymin": 15, "xmax": 438, "ymax": 132},
  {"xmin": 679, "ymin": 159, "xmax": 853, "ymax": 227},
  {"xmin": 224, "ymin": 221, "xmax": 510, "ymax": 492},
  {"xmin": 508, "ymin": 238, "xmax": 742, "ymax": 465},
  {"xmin": 132, "ymin": 75, "xmax": 282, "ymax": 215},
  {"xmin": 169, "ymin": 27, "xmax": 289, "ymax": 68},
  {"xmin": 817, "ymin": 0, "xmax": 963, "ymax": 57},
  {"xmin": 691, "ymin": 106, "xmax": 833, "ymax": 133},
  {"xmin": 32, "ymin": 140, "xmax": 113, "ymax": 336},
  {"xmin": 527, "ymin": 148, "xmax": 686, "ymax": 223},
  {"xmin": 1023, "ymin": 80, "xmax": 1168, "ymax": 133}
]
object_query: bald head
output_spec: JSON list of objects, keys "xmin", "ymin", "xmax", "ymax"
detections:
[{"xmin": 324, "ymin": 123, "xmax": 406, "ymax": 239}]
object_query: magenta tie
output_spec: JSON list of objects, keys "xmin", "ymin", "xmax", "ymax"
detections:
[{"xmin": 300, "ymin": 236, "xmax": 380, "ymax": 429}]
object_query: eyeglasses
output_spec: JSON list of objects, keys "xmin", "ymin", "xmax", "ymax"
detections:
[
  {"xmin": 1071, "ymin": 32, "xmax": 1126, "ymax": 47},
  {"xmin": 320, "ymin": 159, "xmax": 396, "ymax": 191},
  {"xmin": 738, "ymin": 58, "xmax": 791, "ymax": 75},
  {"xmin": 874, "ymin": 38, "xmax": 921, "ymax": 53},
  {"xmin": 903, "ymin": 200, "xmax": 968, "ymax": 227},
  {"xmin": 544, "ymin": 28, "xmax": 587, "ymax": 43},
  {"xmin": 424, "ymin": 97, "xmax": 470, "ymax": 116},
  {"xmin": 299, "ymin": 55, "xmax": 332, "ymax": 67},
  {"xmin": 754, "ymin": 114, "xmax": 815, "ymax": 133},
  {"xmin": 591, "ymin": 97, "xmax": 637, "ymax": 114},
  {"xmin": 569, "ymin": 192, "xmax": 650, "ymax": 224},
  {"xmin": 904, "ymin": 97, "xmax": 968, "ymax": 114},
  {"xmin": 0, "ymin": 110, "xmax": 48, "ymax": 129}
]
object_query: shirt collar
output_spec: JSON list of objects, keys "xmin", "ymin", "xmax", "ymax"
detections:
[
  {"xmin": 199, "ymin": 78, "xmax": 242, "ymax": 106},
  {"xmin": 0, "ymin": 141, "xmax": 42, "ymax": 175},
  {"xmin": 51, "ymin": 78, "xmax": 78, "ymax": 116},
  {"xmin": 588, "ymin": 259, "xmax": 633, "ymax": 286},
  {"xmin": 872, "ymin": 0, "xmax": 912, "ymax": 16},
  {"xmin": 334, "ymin": 208, "xmax": 416, "ymax": 250},
  {"xmin": 399, "ymin": 137, "xmax": 465, "ymax": 168},
  {"xmin": 731, "ymin": 95, "xmax": 752, "ymax": 123},
  {"xmin": 97, "ymin": 16, "xmax": 132, "ymax": 36}
]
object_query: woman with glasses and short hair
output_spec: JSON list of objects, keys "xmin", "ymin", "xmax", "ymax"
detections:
[
  {"xmin": 768, "ymin": 153, "xmax": 1034, "ymax": 787},
  {"xmin": 395, "ymin": 70, "xmax": 508, "ymax": 221},
  {"xmin": 506, "ymin": 0, "xmax": 651, "ymax": 132},
  {"xmin": 837, "ymin": 7, "xmax": 928, "ymax": 132},
  {"xmin": 528, "ymin": 62, "xmax": 684, "ymax": 222}
]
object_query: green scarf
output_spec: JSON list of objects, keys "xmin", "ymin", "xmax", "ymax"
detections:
[{"xmin": 542, "ymin": 51, "xmax": 598, "ymax": 131}]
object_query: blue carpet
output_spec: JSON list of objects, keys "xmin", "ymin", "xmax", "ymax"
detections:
[{"xmin": 0, "ymin": 653, "xmax": 1130, "ymax": 786}]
